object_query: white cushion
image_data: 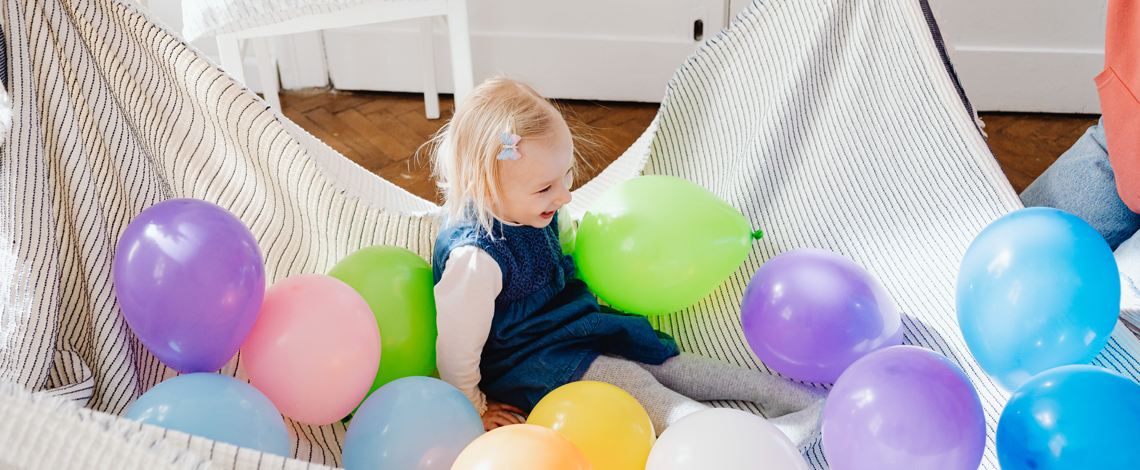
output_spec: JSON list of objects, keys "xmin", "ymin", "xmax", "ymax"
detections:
[{"xmin": 182, "ymin": 0, "xmax": 423, "ymax": 42}]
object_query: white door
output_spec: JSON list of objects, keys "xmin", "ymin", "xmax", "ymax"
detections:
[{"xmin": 316, "ymin": 0, "xmax": 727, "ymax": 102}]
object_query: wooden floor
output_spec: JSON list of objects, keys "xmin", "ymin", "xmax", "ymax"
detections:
[
  {"xmin": 278, "ymin": 89, "xmax": 1100, "ymax": 204},
  {"xmin": 280, "ymin": 89, "xmax": 658, "ymax": 205},
  {"xmin": 977, "ymin": 113, "xmax": 1099, "ymax": 193}
]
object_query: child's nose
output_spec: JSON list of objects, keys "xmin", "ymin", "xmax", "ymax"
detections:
[{"xmin": 554, "ymin": 185, "xmax": 572, "ymax": 206}]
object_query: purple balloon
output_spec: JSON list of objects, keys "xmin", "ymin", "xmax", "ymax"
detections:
[
  {"xmin": 822, "ymin": 346, "xmax": 986, "ymax": 470},
  {"xmin": 741, "ymin": 248, "xmax": 902, "ymax": 383},
  {"xmin": 113, "ymin": 199, "xmax": 265, "ymax": 373}
]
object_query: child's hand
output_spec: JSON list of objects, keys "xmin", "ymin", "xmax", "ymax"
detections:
[{"xmin": 482, "ymin": 400, "xmax": 527, "ymax": 431}]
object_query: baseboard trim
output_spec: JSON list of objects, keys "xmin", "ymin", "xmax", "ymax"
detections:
[{"xmin": 951, "ymin": 47, "xmax": 1104, "ymax": 113}]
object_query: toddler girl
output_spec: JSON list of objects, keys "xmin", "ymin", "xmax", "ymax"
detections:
[{"xmin": 429, "ymin": 76, "xmax": 825, "ymax": 443}]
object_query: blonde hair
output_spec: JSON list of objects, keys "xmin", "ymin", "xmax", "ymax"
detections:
[{"xmin": 428, "ymin": 76, "xmax": 595, "ymax": 234}]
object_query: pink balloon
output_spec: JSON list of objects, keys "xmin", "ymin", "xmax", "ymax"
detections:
[{"xmin": 242, "ymin": 273, "xmax": 381, "ymax": 425}]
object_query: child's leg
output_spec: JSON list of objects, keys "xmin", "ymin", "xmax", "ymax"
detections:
[
  {"xmin": 637, "ymin": 353, "xmax": 824, "ymax": 415},
  {"xmin": 636, "ymin": 353, "xmax": 826, "ymax": 446},
  {"xmin": 580, "ymin": 355, "xmax": 708, "ymax": 435}
]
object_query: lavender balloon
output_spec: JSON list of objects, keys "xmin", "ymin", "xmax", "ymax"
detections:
[
  {"xmin": 822, "ymin": 346, "xmax": 986, "ymax": 470},
  {"xmin": 113, "ymin": 199, "xmax": 265, "ymax": 373},
  {"xmin": 741, "ymin": 248, "xmax": 902, "ymax": 383}
]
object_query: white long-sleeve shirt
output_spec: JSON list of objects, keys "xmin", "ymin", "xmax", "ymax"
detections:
[{"xmin": 434, "ymin": 245, "xmax": 500, "ymax": 416}]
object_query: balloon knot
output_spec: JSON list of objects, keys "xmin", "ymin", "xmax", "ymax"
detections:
[{"xmin": 751, "ymin": 229, "xmax": 764, "ymax": 240}]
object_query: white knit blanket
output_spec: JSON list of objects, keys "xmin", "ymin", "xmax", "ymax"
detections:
[
  {"xmin": 181, "ymin": 0, "xmax": 419, "ymax": 41},
  {"xmin": 2, "ymin": 0, "xmax": 1138, "ymax": 468}
]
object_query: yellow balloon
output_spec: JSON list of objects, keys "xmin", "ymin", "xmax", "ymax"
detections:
[{"xmin": 527, "ymin": 381, "xmax": 655, "ymax": 470}]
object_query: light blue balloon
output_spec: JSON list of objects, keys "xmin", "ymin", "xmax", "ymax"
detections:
[
  {"xmin": 997, "ymin": 365, "xmax": 1140, "ymax": 469},
  {"xmin": 125, "ymin": 373, "xmax": 290, "ymax": 457},
  {"xmin": 957, "ymin": 207, "xmax": 1119, "ymax": 390},
  {"xmin": 342, "ymin": 376, "xmax": 483, "ymax": 470}
]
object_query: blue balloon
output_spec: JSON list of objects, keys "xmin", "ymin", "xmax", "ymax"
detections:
[
  {"xmin": 997, "ymin": 365, "xmax": 1140, "ymax": 469},
  {"xmin": 342, "ymin": 376, "xmax": 483, "ymax": 470},
  {"xmin": 957, "ymin": 207, "xmax": 1119, "ymax": 390},
  {"xmin": 125, "ymin": 373, "xmax": 290, "ymax": 457}
]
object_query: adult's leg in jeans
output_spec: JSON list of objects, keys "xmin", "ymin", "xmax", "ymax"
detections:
[{"xmin": 1020, "ymin": 118, "xmax": 1140, "ymax": 249}]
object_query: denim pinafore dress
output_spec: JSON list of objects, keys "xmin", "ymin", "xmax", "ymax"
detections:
[{"xmin": 432, "ymin": 213, "xmax": 679, "ymax": 411}]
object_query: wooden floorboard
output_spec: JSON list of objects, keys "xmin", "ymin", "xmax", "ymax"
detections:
[
  {"xmin": 280, "ymin": 89, "xmax": 657, "ymax": 204},
  {"xmin": 978, "ymin": 112, "xmax": 1099, "ymax": 194},
  {"xmin": 278, "ymin": 89, "xmax": 1100, "ymax": 205}
]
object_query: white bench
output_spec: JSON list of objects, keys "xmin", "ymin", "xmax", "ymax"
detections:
[{"xmin": 203, "ymin": 0, "xmax": 474, "ymax": 118}]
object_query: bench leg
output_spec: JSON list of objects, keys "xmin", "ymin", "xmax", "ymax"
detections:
[
  {"xmin": 251, "ymin": 37, "xmax": 281, "ymax": 111},
  {"xmin": 216, "ymin": 34, "xmax": 246, "ymax": 85},
  {"xmin": 446, "ymin": 0, "xmax": 474, "ymax": 109},
  {"xmin": 420, "ymin": 17, "xmax": 441, "ymax": 119}
]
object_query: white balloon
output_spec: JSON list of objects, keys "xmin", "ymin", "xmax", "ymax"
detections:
[{"xmin": 646, "ymin": 408, "xmax": 810, "ymax": 470}]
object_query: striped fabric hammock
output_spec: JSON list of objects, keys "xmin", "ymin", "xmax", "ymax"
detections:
[{"xmin": 1, "ymin": 0, "xmax": 1137, "ymax": 468}]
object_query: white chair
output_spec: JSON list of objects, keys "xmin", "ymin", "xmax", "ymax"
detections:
[{"xmin": 212, "ymin": 0, "xmax": 474, "ymax": 119}]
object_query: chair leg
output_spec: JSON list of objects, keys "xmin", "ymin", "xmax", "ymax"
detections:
[
  {"xmin": 251, "ymin": 37, "xmax": 281, "ymax": 110},
  {"xmin": 216, "ymin": 34, "xmax": 246, "ymax": 85},
  {"xmin": 445, "ymin": 0, "xmax": 474, "ymax": 108},
  {"xmin": 420, "ymin": 17, "xmax": 441, "ymax": 119}
]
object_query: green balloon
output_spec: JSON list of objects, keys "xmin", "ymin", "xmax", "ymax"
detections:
[
  {"xmin": 574, "ymin": 175, "xmax": 759, "ymax": 316},
  {"xmin": 328, "ymin": 245, "xmax": 438, "ymax": 399}
]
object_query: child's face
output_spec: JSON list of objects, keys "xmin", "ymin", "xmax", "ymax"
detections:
[{"xmin": 495, "ymin": 119, "xmax": 574, "ymax": 228}]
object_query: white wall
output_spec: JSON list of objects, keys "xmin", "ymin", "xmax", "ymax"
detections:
[
  {"xmin": 144, "ymin": 0, "xmax": 722, "ymax": 100},
  {"xmin": 928, "ymin": 0, "xmax": 1108, "ymax": 113},
  {"xmin": 319, "ymin": 0, "xmax": 724, "ymax": 102},
  {"xmin": 146, "ymin": 0, "xmax": 1109, "ymax": 112}
]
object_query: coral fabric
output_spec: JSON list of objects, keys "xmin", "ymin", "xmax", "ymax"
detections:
[{"xmin": 1100, "ymin": 0, "xmax": 1140, "ymax": 212}]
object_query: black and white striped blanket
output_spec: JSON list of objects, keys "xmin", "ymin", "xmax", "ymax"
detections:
[{"xmin": 1, "ymin": 0, "xmax": 1136, "ymax": 468}]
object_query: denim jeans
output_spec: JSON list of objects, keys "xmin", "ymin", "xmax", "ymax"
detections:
[{"xmin": 1020, "ymin": 118, "xmax": 1140, "ymax": 250}]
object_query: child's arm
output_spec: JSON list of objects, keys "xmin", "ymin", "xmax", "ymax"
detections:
[{"xmin": 434, "ymin": 245, "xmax": 501, "ymax": 416}]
